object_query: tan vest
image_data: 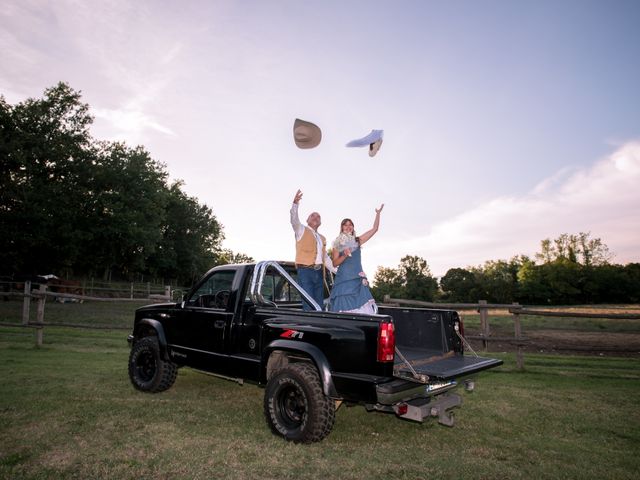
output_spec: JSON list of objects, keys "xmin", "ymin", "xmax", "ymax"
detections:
[{"xmin": 296, "ymin": 227, "xmax": 326, "ymax": 265}]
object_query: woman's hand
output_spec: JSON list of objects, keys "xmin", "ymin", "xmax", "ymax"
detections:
[
  {"xmin": 343, "ymin": 248, "xmax": 352, "ymax": 257},
  {"xmin": 375, "ymin": 204, "xmax": 384, "ymax": 214}
]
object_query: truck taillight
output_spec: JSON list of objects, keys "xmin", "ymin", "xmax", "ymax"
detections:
[{"xmin": 377, "ymin": 322, "xmax": 395, "ymax": 362}]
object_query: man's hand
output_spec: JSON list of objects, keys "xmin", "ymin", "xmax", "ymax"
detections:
[
  {"xmin": 375, "ymin": 204, "xmax": 384, "ymax": 214},
  {"xmin": 293, "ymin": 189, "xmax": 303, "ymax": 204}
]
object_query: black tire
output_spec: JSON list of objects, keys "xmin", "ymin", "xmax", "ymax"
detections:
[
  {"xmin": 264, "ymin": 362, "xmax": 335, "ymax": 443},
  {"xmin": 128, "ymin": 336, "xmax": 177, "ymax": 393}
]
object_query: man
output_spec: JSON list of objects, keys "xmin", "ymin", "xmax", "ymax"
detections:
[{"xmin": 290, "ymin": 189, "xmax": 335, "ymax": 311}]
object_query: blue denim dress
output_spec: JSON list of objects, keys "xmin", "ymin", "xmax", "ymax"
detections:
[{"xmin": 329, "ymin": 245, "xmax": 374, "ymax": 312}]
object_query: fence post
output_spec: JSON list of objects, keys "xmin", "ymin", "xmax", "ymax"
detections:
[
  {"xmin": 513, "ymin": 303, "xmax": 524, "ymax": 370},
  {"xmin": 165, "ymin": 285, "xmax": 171, "ymax": 300},
  {"xmin": 130, "ymin": 283, "xmax": 134, "ymax": 299},
  {"xmin": 35, "ymin": 284, "xmax": 47, "ymax": 347},
  {"xmin": 22, "ymin": 281, "xmax": 31, "ymax": 325},
  {"xmin": 479, "ymin": 300, "xmax": 489, "ymax": 351}
]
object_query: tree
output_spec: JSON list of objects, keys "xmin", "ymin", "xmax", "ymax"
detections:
[
  {"xmin": 398, "ymin": 255, "xmax": 439, "ymax": 301},
  {"xmin": 578, "ymin": 232, "xmax": 613, "ymax": 266},
  {"xmin": 440, "ymin": 268, "xmax": 480, "ymax": 303},
  {"xmin": 536, "ymin": 232, "xmax": 612, "ymax": 266},
  {"xmin": 1, "ymin": 83, "xmax": 233, "ymax": 283},
  {"xmin": 0, "ymin": 82, "xmax": 95, "ymax": 275},
  {"xmin": 217, "ymin": 249, "xmax": 255, "ymax": 265},
  {"xmin": 82, "ymin": 142, "xmax": 169, "ymax": 280},
  {"xmin": 147, "ymin": 181, "xmax": 224, "ymax": 285},
  {"xmin": 371, "ymin": 256, "xmax": 438, "ymax": 302},
  {"xmin": 471, "ymin": 257, "xmax": 524, "ymax": 304},
  {"xmin": 370, "ymin": 266, "xmax": 403, "ymax": 301}
]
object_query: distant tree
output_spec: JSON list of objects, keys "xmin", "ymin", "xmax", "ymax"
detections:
[
  {"xmin": 398, "ymin": 255, "xmax": 438, "ymax": 301},
  {"xmin": 0, "ymin": 82, "xmax": 95, "ymax": 275},
  {"xmin": 147, "ymin": 181, "xmax": 223, "ymax": 285},
  {"xmin": 84, "ymin": 142, "xmax": 169, "ymax": 281},
  {"xmin": 578, "ymin": 232, "xmax": 613, "ymax": 266},
  {"xmin": 622, "ymin": 263, "xmax": 640, "ymax": 303},
  {"xmin": 370, "ymin": 266, "xmax": 404, "ymax": 301},
  {"xmin": 536, "ymin": 232, "xmax": 612, "ymax": 266},
  {"xmin": 440, "ymin": 268, "xmax": 479, "ymax": 302},
  {"xmin": 1, "ymin": 83, "xmax": 232, "ymax": 283},
  {"xmin": 587, "ymin": 263, "xmax": 640, "ymax": 303},
  {"xmin": 216, "ymin": 249, "xmax": 255, "ymax": 265},
  {"xmin": 472, "ymin": 257, "xmax": 524, "ymax": 304},
  {"xmin": 371, "ymin": 256, "xmax": 438, "ymax": 302},
  {"xmin": 516, "ymin": 257, "xmax": 552, "ymax": 304}
]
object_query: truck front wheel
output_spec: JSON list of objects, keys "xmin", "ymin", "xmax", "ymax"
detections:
[
  {"xmin": 128, "ymin": 336, "xmax": 177, "ymax": 393},
  {"xmin": 264, "ymin": 362, "xmax": 335, "ymax": 443}
]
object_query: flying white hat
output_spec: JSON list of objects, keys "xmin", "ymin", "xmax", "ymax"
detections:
[{"xmin": 346, "ymin": 129, "xmax": 384, "ymax": 157}]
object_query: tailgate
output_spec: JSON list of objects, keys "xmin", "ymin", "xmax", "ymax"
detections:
[{"xmin": 394, "ymin": 348, "xmax": 503, "ymax": 381}]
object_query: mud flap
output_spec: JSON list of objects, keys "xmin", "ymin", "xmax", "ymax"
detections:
[{"xmin": 393, "ymin": 393, "xmax": 462, "ymax": 426}]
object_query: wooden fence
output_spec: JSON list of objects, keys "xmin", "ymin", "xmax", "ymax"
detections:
[
  {"xmin": 0, "ymin": 281, "xmax": 173, "ymax": 346},
  {"xmin": 3, "ymin": 285, "xmax": 638, "ymax": 366},
  {"xmin": 383, "ymin": 296, "xmax": 640, "ymax": 370}
]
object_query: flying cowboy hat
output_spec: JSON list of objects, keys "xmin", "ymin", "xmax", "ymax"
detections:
[{"xmin": 293, "ymin": 118, "xmax": 322, "ymax": 149}]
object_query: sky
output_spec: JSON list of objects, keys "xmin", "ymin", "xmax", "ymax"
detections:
[{"xmin": 2, "ymin": 0, "xmax": 640, "ymax": 278}]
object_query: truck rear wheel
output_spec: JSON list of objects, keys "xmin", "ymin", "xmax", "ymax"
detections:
[
  {"xmin": 264, "ymin": 362, "xmax": 335, "ymax": 443},
  {"xmin": 128, "ymin": 336, "xmax": 177, "ymax": 393}
]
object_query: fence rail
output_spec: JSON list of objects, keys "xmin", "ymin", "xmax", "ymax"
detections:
[
  {"xmin": 382, "ymin": 296, "xmax": 640, "ymax": 369},
  {"xmin": 0, "ymin": 281, "xmax": 176, "ymax": 346},
  {"xmin": 4, "ymin": 286, "xmax": 638, "ymax": 367}
]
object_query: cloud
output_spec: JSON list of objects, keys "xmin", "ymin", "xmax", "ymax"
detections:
[
  {"xmin": 375, "ymin": 141, "xmax": 640, "ymax": 275},
  {"xmin": 93, "ymin": 107, "xmax": 175, "ymax": 143}
]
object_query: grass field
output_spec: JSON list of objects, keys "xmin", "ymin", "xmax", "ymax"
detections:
[{"xmin": 1, "ymin": 322, "xmax": 639, "ymax": 479}]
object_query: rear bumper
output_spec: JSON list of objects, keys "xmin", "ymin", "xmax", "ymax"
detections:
[
  {"xmin": 376, "ymin": 378, "xmax": 458, "ymax": 404},
  {"xmin": 394, "ymin": 393, "xmax": 462, "ymax": 426}
]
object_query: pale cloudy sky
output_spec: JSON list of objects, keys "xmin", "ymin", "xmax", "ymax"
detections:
[{"xmin": 2, "ymin": 0, "xmax": 639, "ymax": 277}]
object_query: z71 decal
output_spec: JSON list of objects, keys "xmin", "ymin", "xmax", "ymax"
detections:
[{"xmin": 280, "ymin": 329, "xmax": 304, "ymax": 339}]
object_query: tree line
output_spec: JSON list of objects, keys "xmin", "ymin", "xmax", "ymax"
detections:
[
  {"xmin": 371, "ymin": 233, "xmax": 640, "ymax": 305},
  {"xmin": 0, "ymin": 83, "xmax": 251, "ymax": 285}
]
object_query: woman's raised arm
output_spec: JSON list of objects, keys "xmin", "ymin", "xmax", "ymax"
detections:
[{"xmin": 358, "ymin": 204, "xmax": 384, "ymax": 246}]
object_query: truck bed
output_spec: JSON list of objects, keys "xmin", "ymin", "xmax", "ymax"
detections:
[{"xmin": 379, "ymin": 306, "xmax": 503, "ymax": 382}]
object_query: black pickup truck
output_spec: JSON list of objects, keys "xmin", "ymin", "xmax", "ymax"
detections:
[{"xmin": 127, "ymin": 261, "xmax": 502, "ymax": 443}]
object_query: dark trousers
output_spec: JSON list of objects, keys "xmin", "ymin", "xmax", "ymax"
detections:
[{"xmin": 297, "ymin": 267, "xmax": 324, "ymax": 311}]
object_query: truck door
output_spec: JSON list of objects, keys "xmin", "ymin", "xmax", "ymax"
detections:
[{"xmin": 168, "ymin": 269, "xmax": 236, "ymax": 363}]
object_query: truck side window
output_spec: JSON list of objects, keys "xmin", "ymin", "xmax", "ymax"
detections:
[
  {"xmin": 242, "ymin": 265, "xmax": 304, "ymax": 307},
  {"xmin": 187, "ymin": 270, "xmax": 235, "ymax": 309},
  {"xmin": 263, "ymin": 269, "xmax": 302, "ymax": 305}
]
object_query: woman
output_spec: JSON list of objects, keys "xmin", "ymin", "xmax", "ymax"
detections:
[{"xmin": 329, "ymin": 204, "xmax": 384, "ymax": 314}]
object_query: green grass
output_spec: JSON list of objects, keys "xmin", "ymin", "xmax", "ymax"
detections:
[{"xmin": 1, "ymin": 326, "xmax": 639, "ymax": 479}]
